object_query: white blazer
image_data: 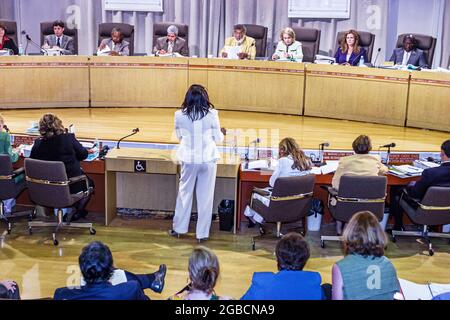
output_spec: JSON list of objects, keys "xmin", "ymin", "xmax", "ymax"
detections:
[
  {"xmin": 269, "ymin": 156, "xmax": 311, "ymax": 187},
  {"xmin": 273, "ymin": 41, "xmax": 304, "ymax": 62},
  {"xmin": 175, "ymin": 109, "xmax": 224, "ymax": 164}
]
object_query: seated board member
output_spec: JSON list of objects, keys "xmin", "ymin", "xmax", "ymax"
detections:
[
  {"xmin": 54, "ymin": 241, "xmax": 167, "ymax": 300},
  {"xmin": 220, "ymin": 24, "xmax": 256, "ymax": 60},
  {"xmin": 0, "ymin": 23, "xmax": 18, "ymax": 55},
  {"xmin": 390, "ymin": 34, "xmax": 429, "ymax": 69},
  {"xmin": 241, "ymin": 233, "xmax": 326, "ymax": 300},
  {"xmin": 334, "ymin": 30, "xmax": 368, "ymax": 66},
  {"xmin": 30, "ymin": 114, "xmax": 95, "ymax": 221},
  {"xmin": 272, "ymin": 27, "xmax": 304, "ymax": 62},
  {"xmin": 98, "ymin": 27, "xmax": 130, "ymax": 56},
  {"xmin": 42, "ymin": 20, "xmax": 75, "ymax": 55},
  {"xmin": 153, "ymin": 25, "xmax": 189, "ymax": 57}
]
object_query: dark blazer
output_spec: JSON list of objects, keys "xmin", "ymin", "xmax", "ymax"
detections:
[
  {"xmin": 1, "ymin": 36, "xmax": 18, "ymax": 55},
  {"xmin": 30, "ymin": 133, "xmax": 88, "ymax": 179},
  {"xmin": 154, "ymin": 36, "xmax": 189, "ymax": 56},
  {"xmin": 406, "ymin": 162, "xmax": 450, "ymax": 199},
  {"xmin": 389, "ymin": 48, "xmax": 428, "ymax": 68},
  {"xmin": 54, "ymin": 281, "xmax": 149, "ymax": 300},
  {"xmin": 241, "ymin": 270, "xmax": 324, "ymax": 300},
  {"xmin": 334, "ymin": 47, "xmax": 367, "ymax": 66}
]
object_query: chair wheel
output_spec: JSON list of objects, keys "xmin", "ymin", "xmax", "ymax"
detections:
[
  {"xmin": 391, "ymin": 235, "xmax": 397, "ymax": 243},
  {"xmin": 90, "ymin": 228, "xmax": 96, "ymax": 235},
  {"xmin": 28, "ymin": 227, "xmax": 33, "ymax": 235},
  {"xmin": 53, "ymin": 239, "xmax": 59, "ymax": 246},
  {"xmin": 251, "ymin": 240, "xmax": 256, "ymax": 251},
  {"xmin": 429, "ymin": 249, "xmax": 434, "ymax": 256},
  {"xmin": 7, "ymin": 223, "xmax": 11, "ymax": 234},
  {"xmin": 259, "ymin": 227, "xmax": 266, "ymax": 235},
  {"xmin": 320, "ymin": 240, "xmax": 325, "ymax": 249}
]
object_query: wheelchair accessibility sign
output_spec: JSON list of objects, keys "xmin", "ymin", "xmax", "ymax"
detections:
[{"xmin": 134, "ymin": 160, "xmax": 147, "ymax": 173}]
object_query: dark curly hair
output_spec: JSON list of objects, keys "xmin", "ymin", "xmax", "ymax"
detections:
[
  {"xmin": 79, "ymin": 241, "xmax": 115, "ymax": 285},
  {"xmin": 342, "ymin": 211, "xmax": 387, "ymax": 257},
  {"xmin": 39, "ymin": 114, "xmax": 65, "ymax": 139},
  {"xmin": 276, "ymin": 233, "xmax": 310, "ymax": 271}
]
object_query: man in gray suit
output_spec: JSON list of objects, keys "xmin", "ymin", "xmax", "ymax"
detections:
[
  {"xmin": 390, "ymin": 35, "xmax": 429, "ymax": 68},
  {"xmin": 42, "ymin": 20, "xmax": 75, "ymax": 55},
  {"xmin": 98, "ymin": 27, "xmax": 130, "ymax": 56},
  {"xmin": 153, "ymin": 25, "xmax": 189, "ymax": 57}
]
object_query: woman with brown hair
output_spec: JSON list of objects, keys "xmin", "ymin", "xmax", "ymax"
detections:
[
  {"xmin": 0, "ymin": 23, "xmax": 18, "ymax": 55},
  {"xmin": 244, "ymin": 137, "xmax": 312, "ymax": 224},
  {"xmin": 334, "ymin": 30, "xmax": 368, "ymax": 66},
  {"xmin": 332, "ymin": 211, "xmax": 400, "ymax": 300},
  {"xmin": 30, "ymin": 114, "xmax": 95, "ymax": 221}
]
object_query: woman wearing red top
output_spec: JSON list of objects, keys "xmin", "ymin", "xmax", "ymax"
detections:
[{"xmin": 0, "ymin": 23, "xmax": 19, "ymax": 55}]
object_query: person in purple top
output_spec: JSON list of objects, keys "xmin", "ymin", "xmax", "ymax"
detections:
[{"xmin": 334, "ymin": 30, "xmax": 368, "ymax": 66}]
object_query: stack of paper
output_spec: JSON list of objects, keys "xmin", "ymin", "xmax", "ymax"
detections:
[
  {"xmin": 414, "ymin": 160, "xmax": 440, "ymax": 170},
  {"xmin": 97, "ymin": 44, "xmax": 111, "ymax": 56},
  {"xmin": 390, "ymin": 165, "xmax": 424, "ymax": 177},
  {"xmin": 400, "ymin": 279, "xmax": 450, "ymax": 300},
  {"xmin": 247, "ymin": 160, "xmax": 270, "ymax": 170}
]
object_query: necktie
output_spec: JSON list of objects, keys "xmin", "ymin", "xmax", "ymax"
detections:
[
  {"xmin": 168, "ymin": 42, "xmax": 174, "ymax": 54},
  {"xmin": 57, "ymin": 37, "xmax": 61, "ymax": 48}
]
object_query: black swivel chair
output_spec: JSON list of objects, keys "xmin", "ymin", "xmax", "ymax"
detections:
[
  {"xmin": 292, "ymin": 27, "xmax": 321, "ymax": 63},
  {"xmin": 321, "ymin": 176, "xmax": 387, "ymax": 248},
  {"xmin": 242, "ymin": 24, "xmax": 268, "ymax": 59},
  {"xmin": 249, "ymin": 175, "xmax": 316, "ymax": 250},
  {"xmin": 152, "ymin": 22, "xmax": 189, "ymax": 52},
  {"xmin": 40, "ymin": 21, "xmax": 79, "ymax": 55},
  {"xmin": 395, "ymin": 33, "xmax": 437, "ymax": 68},
  {"xmin": 98, "ymin": 23, "xmax": 135, "ymax": 56},
  {"xmin": 392, "ymin": 187, "xmax": 450, "ymax": 256},
  {"xmin": 25, "ymin": 158, "xmax": 96, "ymax": 246},
  {"xmin": 0, "ymin": 20, "xmax": 18, "ymax": 46},
  {"xmin": 335, "ymin": 31, "xmax": 376, "ymax": 62},
  {"xmin": 0, "ymin": 155, "xmax": 33, "ymax": 234}
]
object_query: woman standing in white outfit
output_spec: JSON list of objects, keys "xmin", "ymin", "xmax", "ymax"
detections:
[
  {"xmin": 169, "ymin": 85, "xmax": 225, "ymax": 242},
  {"xmin": 245, "ymin": 138, "xmax": 312, "ymax": 224}
]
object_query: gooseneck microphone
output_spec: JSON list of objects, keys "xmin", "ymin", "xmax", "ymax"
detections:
[
  {"xmin": 117, "ymin": 128, "xmax": 139, "ymax": 149},
  {"xmin": 25, "ymin": 34, "xmax": 48, "ymax": 55},
  {"xmin": 373, "ymin": 48, "xmax": 382, "ymax": 67},
  {"xmin": 380, "ymin": 143, "xmax": 396, "ymax": 148},
  {"xmin": 245, "ymin": 138, "xmax": 261, "ymax": 162},
  {"xmin": 380, "ymin": 143, "xmax": 396, "ymax": 165}
]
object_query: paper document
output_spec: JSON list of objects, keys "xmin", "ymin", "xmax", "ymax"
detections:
[
  {"xmin": 413, "ymin": 160, "xmax": 440, "ymax": 170},
  {"xmin": 392, "ymin": 165, "xmax": 423, "ymax": 176},
  {"xmin": 247, "ymin": 160, "xmax": 270, "ymax": 170},
  {"xmin": 224, "ymin": 46, "xmax": 241, "ymax": 60},
  {"xmin": 97, "ymin": 44, "xmax": 111, "ymax": 56},
  {"xmin": 311, "ymin": 167, "xmax": 322, "ymax": 175},
  {"xmin": 320, "ymin": 161, "xmax": 339, "ymax": 175},
  {"xmin": 158, "ymin": 52, "xmax": 183, "ymax": 58},
  {"xmin": 399, "ymin": 279, "xmax": 450, "ymax": 300}
]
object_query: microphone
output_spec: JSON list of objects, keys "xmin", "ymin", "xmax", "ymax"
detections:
[
  {"xmin": 380, "ymin": 143, "xmax": 396, "ymax": 148},
  {"xmin": 117, "ymin": 128, "xmax": 140, "ymax": 149},
  {"xmin": 313, "ymin": 142, "xmax": 330, "ymax": 166},
  {"xmin": 373, "ymin": 48, "xmax": 382, "ymax": 67},
  {"xmin": 3, "ymin": 125, "xmax": 10, "ymax": 133},
  {"xmin": 245, "ymin": 138, "xmax": 261, "ymax": 162},
  {"xmin": 319, "ymin": 142, "xmax": 330, "ymax": 148},
  {"xmin": 25, "ymin": 34, "xmax": 47, "ymax": 55}
]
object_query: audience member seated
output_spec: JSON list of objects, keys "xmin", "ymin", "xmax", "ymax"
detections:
[
  {"xmin": 272, "ymin": 27, "xmax": 304, "ymax": 62},
  {"xmin": 390, "ymin": 34, "xmax": 429, "ymax": 69},
  {"xmin": 334, "ymin": 30, "xmax": 368, "ymax": 66},
  {"xmin": 0, "ymin": 280, "xmax": 20, "ymax": 300},
  {"xmin": 244, "ymin": 137, "xmax": 312, "ymax": 225},
  {"xmin": 98, "ymin": 27, "xmax": 129, "ymax": 56},
  {"xmin": 241, "ymin": 233, "xmax": 327, "ymax": 300},
  {"xmin": 153, "ymin": 25, "xmax": 189, "ymax": 57},
  {"xmin": 389, "ymin": 140, "xmax": 450, "ymax": 231},
  {"xmin": 332, "ymin": 211, "xmax": 401, "ymax": 300},
  {"xmin": 0, "ymin": 115, "xmax": 23, "ymax": 214},
  {"xmin": 30, "ymin": 114, "xmax": 95, "ymax": 221},
  {"xmin": 42, "ymin": 20, "xmax": 75, "ymax": 55},
  {"xmin": 54, "ymin": 241, "xmax": 167, "ymax": 300},
  {"xmin": 0, "ymin": 23, "xmax": 18, "ymax": 55},
  {"xmin": 220, "ymin": 24, "xmax": 256, "ymax": 60},
  {"xmin": 170, "ymin": 247, "xmax": 231, "ymax": 300},
  {"xmin": 433, "ymin": 292, "xmax": 450, "ymax": 300}
]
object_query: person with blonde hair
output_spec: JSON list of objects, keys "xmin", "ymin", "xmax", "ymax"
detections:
[
  {"xmin": 244, "ymin": 137, "xmax": 312, "ymax": 224},
  {"xmin": 332, "ymin": 211, "xmax": 400, "ymax": 300},
  {"xmin": 272, "ymin": 27, "xmax": 304, "ymax": 62},
  {"xmin": 30, "ymin": 114, "xmax": 95, "ymax": 221},
  {"xmin": 334, "ymin": 30, "xmax": 368, "ymax": 66},
  {"xmin": 170, "ymin": 247, "xmax": 231, "ymax": 300}
]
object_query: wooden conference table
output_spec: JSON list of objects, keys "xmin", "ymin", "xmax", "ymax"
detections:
[{"xmin": 1, "ymin": 56, "xmax": 449, "ymax": 132}]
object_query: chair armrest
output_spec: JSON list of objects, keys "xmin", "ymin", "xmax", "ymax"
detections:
[
  {"xmin": 12, "ymin": 167, "xmax": 25, "ymax": 178},
  {"xmin": 69, "ymin": 175, "xmax": 87, "ymax": 184},
  {"xmin": 252, "ymin": 187, "xmax": 271, "ymax": 197},
  {"xmin": 322, "ymin": 186, "xmax": 338, "ymax": 197}
]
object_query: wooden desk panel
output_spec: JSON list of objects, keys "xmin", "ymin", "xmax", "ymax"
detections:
[
  {"xmin": 90, "ymin": 56, "xmax": 189, "ymax": 108},
  {"xmin": 0, "ymin": 56, "xmax": 89, "ymax": 109},
  {"xmin": 205, "ymin": 59, "xmax": 305, "ymax": 115},
  {"xmin": 304, "ymin": 64, "xmax": 410, "ymax": 126},
  {"xmin": 407, "ymin": 72, "xmax": 450, "ymax": 132}
]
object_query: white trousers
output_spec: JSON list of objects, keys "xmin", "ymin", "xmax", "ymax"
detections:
[{"xmin": 173, "ymin": 162, "xmax": 217, "ymax": 239}]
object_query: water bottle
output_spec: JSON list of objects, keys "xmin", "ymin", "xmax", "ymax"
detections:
[
  {"xmin": 18, "ymin": 43, "xmax": 24, "ymax": 56},
  {"xmin": 359, "ymin": 56, "xmax": 365, "ymax": 67}
]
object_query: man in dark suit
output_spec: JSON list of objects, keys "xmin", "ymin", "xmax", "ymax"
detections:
[
  {"xmin": 391, "ymin": 140, "xmax": 450, "ymax": 230},
  {"xmin": 42, "ymin": 20, "xmax": 75, "ymax": 55},
  {"xmin": 153, "ymin": 25, "xmax": 189, "ymax": 57},
  {"xmin": 390, "ymin": 35, "xmax": 429, "ymax": 68},
  {"xmin": 54, "ymin": 241, "xmax": 167, "ymax": 300}
]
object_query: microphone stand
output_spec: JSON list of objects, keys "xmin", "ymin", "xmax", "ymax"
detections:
[
  {"xmin": 117, "ymin": 128, "xmax": 139, "ymax": 149},
  {"xmin": 26, "ymin": 35, "xmax": 48, "ymax": 55},
  {"xmin": 386, "ymin": 145, "xmax": 392, "ymax": 166}
]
